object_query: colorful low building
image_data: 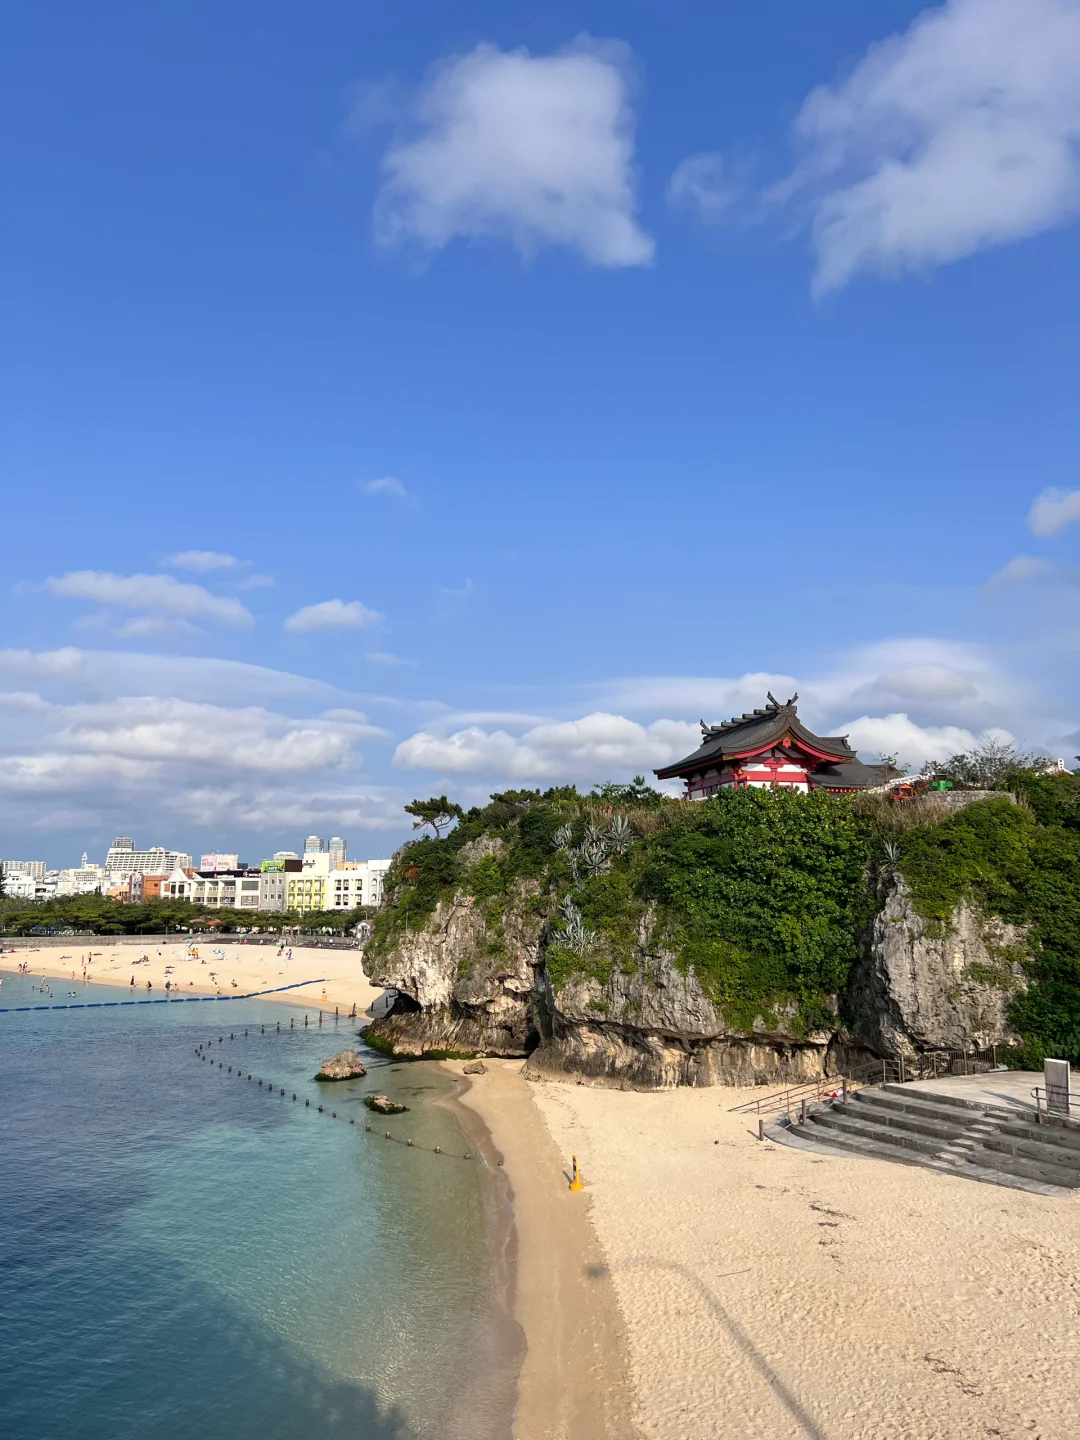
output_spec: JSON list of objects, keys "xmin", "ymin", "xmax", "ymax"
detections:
[{"xmin": 655, "ymin": 693, "xmax": 889, "ymax": 798}]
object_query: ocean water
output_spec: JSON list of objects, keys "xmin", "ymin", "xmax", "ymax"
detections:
[{"xmin": 0, "ymin": 972, "xmax": 520, "ymax": 1440}]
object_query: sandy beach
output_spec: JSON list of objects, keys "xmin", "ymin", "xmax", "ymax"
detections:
[
  {"xmin": 0, "ymin": 940, "xmax": 381, "ymax": 1016},
  {"xmin": 458, "ymin": 1063, "xmax": 1080, "ymax": 1440}
]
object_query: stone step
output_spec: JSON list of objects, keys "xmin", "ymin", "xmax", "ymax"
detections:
[
  {"xmin": 973, "ymin": 1135, "xmax": 1080, "ymax": 1184},
  {"xmin": 810, "ymin": 1108, "xmax": 948, "ymax": 1157},
  {"xmin": 851, "ymin": 1088, "xmax": 987, "ymax": 1130},
  {"xmin": 773, "ymin": 1117, "xmax": 1074, "ymax": 1196},
  {"xmin": 844, "ymin": 1097, "xmax": 973, "ymax": 1144},
  {"xmin": 960, "ymin": 1143, "xmax": 1080, "ymax": 1189},
  {"xmin": 993, "ymin": 1118, "xmax": 1080, "ymax": 1155}
]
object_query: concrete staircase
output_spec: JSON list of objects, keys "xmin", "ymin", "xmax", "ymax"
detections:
[{"xmin": 779, "ymin": 1083, "xmax": 1080, "ymax": 1197}]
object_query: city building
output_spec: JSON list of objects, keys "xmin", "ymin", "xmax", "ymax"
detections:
[
  {"xmin": 328, "ymin": 836, "xmax": 347, "ymax": 867},
  {"xmin": 303, "ymin": 835, "xmax": 326, "ymax": 855},
  {"xmin": 655, "ymin": 693, "xmax": 890, "ymax": 798},
  {"xmin": 327, "ymin": 859, "xmax": 391, "ymax": 910},
  {"xmin": 55, "ymin": 858, "xmax": 108, "ymax": 897},
  {"xmin": 2, "ymin": 870, "xmax": 41, "ymax": 899},
  {"xmin": 273, "ymin": 851, "xmax": 299, "ymax": 860},
  {"xmin": 200, "ymin": 853, "xmax": 240, "ymax": 872},
  {"xmin": 104, "ymin": 836, "xmax": 193, "ymax": 878},
  {"xmin": 2, "ymin": 859, "xmax": 48, "ymax": 881}
]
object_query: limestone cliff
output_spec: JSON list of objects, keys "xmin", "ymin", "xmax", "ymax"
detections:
[
  {"xmin": 362, "ymin": 880, "xmax": 544, "ymax": 1057},
  {"xmin": 847, "ymin": 874, "xmax": 1026, "ymax": 1057},
  {"xmin": 360, "ymin": 789, "xmax": 1039, "ymax": 1088}
]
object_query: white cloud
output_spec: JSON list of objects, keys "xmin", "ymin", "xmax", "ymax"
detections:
[
  {"xmin": 363, "ymin": 476, "xmax": 412, "ymax": 501},
  {"xmin": 365, "ymin": 651, "xmax": 417, "ymax": 667},
  {"xmin": 53, "ymin": 697, "xmax": 354, "ymax": 773},
  {"xmin": 162, "ymin": 551, "xmax": 248, "ymax": 572},
  {"xmin": 770, "ymin": 0, "xmax": 1080, "ymax": 293},
  {"xmin": 284, "ymin": 599, "xmax": 383, "ymax": 633},
  {"xmin": 393, "ymin": 712, "xmax": 698, "ymax": 779},
  {"xmin": 371, "ymin": 38, "xmax": 654, "ymax": 267},
  {"xmin": 43, "ymin": 571, "xmax": 253, "ymax": 627},
  {"xmin": 985, "ymin": 553, "xmax": 1080, "ymax": 588},
  {"xmin": 0, "ymin": 647, "xmax": 334, "ymax": 704},
  {"xmin": 667, "ymin": 152, "xmax": 736, "ymax": 221},
  {"xmin": 1027, "ymin": 486, "xmax": 1080, "ymax": 536},
  {"xmin": 838, "ymin": 713, "xmax": 994, "ymax": 770}
]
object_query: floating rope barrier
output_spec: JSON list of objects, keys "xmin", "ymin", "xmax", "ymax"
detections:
[
  {"xmin": 190, "ymin": 1029, "xmax": 476, "ymax": 1161},
  {"xmin": 0, "ymin": 979, "xmax": 329, "ymax": 1013}
]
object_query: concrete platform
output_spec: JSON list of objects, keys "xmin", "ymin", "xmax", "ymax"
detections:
[{"xmin": 904, "ymin": 1070, "xmax": 1067, "ymax": 1116}]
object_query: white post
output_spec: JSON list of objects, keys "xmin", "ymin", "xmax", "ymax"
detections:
[{"xmin": 1044, "ymin": 1058, "xmax": 1071, "ymax": 1117}]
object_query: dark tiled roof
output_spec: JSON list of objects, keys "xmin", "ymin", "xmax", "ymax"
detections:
[
  {"xmin": 809, "ymin": 761, "xmax": 890, "ymax": 790},
  {"xmin": 654, "ymin": 695, "xmax": 857, "ymax": 780}
]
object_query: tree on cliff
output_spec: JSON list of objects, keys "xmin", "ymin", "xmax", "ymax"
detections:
[{"xmin": 404, "ymin": 796, "xmax": 464, "ymax": 839}]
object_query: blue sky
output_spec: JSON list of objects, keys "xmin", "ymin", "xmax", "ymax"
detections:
[{"xmin": 3, "ymin": 0, "xmax": 1080, "ymax": 865}]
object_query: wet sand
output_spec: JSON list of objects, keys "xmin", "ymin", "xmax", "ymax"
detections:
[{"xmin": 448, "ymin": 1058, "xmax": 638, "ymax": 1440}]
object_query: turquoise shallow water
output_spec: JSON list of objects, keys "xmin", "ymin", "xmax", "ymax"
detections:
[{"xmin": 0, "ymin": 973, "xmax": 520, "ymax": 1440}]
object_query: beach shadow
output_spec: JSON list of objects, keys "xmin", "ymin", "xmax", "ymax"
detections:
[{"xmin": 615, "ymin": 1257, "xmax": 827, "ymax": 1440}]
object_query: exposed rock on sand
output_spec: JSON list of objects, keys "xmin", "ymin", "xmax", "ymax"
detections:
[
  {"xmin": 462, "ymin": 1060, "xmax": 487, "ymax": 1075},
  {"xmin": 315, "ymin": 1048, "xmax": 368, "ymax": 1080},
  {"xmin": 364, "ymin": 1094, "xmax": 408, "ymax": 1114}
]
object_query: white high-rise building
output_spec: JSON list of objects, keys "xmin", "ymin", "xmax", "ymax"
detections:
[
  {"xmin": 303, "ymin": 835, "xmax": 326, "ymax": 854},
  {"xmin": 104, "ymin": 836, "xmax": 193, "ymax": 878},
  {"xmin": 1, "ymin": 860, "xmax": 47, "ymax": 881},
  {"xmin": 328, "ymin": 836, "xmax": 347, "ymax": 867}
]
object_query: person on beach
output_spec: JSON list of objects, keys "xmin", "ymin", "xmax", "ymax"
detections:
[{"xmin": 130, "ymin": 976, "xmax": 135, "ymax": 988}]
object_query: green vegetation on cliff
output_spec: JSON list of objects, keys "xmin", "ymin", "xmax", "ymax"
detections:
[
  {"xmin": 372, "ymin": 767, "xmax": 1080, "ymax": 1062},
  {"xmin": 894, "ymin": 775, "xmax": 1080, "ymax": 1065},
  {"xmin": 372, "ymin": 785, "xmax": 877, "ymax": 1034}
]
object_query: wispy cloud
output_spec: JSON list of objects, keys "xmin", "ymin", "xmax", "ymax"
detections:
[
  {"xmin": 778, "ymin": 0, "xmax": 1080, "ymax": 294},
  {"xmin": 162, "ymin": 550, "xmax": 250, "ymax": 572},
  {"xmin": 437, "ymin": 578, "xmax": 474, "ymax": 598},
  {"xmin": 1027, "ymin": 486, "xmax": 1080, "ymax": 537},
  {"xmin": 674, "ymin": 0, "xmax": 1080, "ymax": 293},
  {"xmin": 365, "ymin": 651, "xmax": 417, "ymax": 667},
  {"xmin": 369, "ymin": 38, "xmax": 654, "ymax": 267},
  {"xmin": 42, "ymin": 571, "xmax": 253, "ymax": 627},
  {"xmin": 362, "ymin": 476, "xmax": 413, "ymax": 502},
  {"xmin": 985, "ymin": 553, "xmax": 1080, "ymax": 589},
  {"xmin": 284, "ymin": 599, "xmax": 383, "ymax": 633},
  {"xmin": 667, "ymin": 153, "xmax": 737, "ymax": 223}
]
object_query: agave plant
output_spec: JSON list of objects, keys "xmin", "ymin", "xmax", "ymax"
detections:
[
  {"xmin": 554, "ymin": 823, "xmax": 575, "ymax": 852},
  {"xmin": 553, "ymin": 896, "xmax": 596, "ymax": 957},
  {"xmin": 582, "ymin": 843, "xmax": 609, "ymax": 878},
  {"xmin": 583, "ymin": 821, "xmax": 609, "ymax": 852},
  {"xmin": 607, "ymin": 814, "xmax": 633, "ymax": 855}
]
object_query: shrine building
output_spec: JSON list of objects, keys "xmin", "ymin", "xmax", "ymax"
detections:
[{"xmin": 654, "ymin": 692, "xmax": 889, "ymax": 799}]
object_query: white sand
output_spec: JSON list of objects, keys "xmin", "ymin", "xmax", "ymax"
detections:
[
  {"xmin": 517, "ymin": 1075, "xmax": 1080, "ymax": 1440},
  {"xmin": 0, "ymin": 940, "xmax": 381, "ymax": 1015}
]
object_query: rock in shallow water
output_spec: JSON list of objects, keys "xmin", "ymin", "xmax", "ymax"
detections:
[
  {"xmin": 364, "ymin": 1094, "xmax": 408, "ymax": 1114},
  {"xmin": 315, "ymin": 1048, "xmax": 368, "ymax": 1081}
]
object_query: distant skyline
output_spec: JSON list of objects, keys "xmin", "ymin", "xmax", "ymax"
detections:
[{"xmin": 3, "ymin": 0, "xmax": 1079, "ymax": 864}]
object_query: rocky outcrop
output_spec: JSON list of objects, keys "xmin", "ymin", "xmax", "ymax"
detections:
[
  {"xmin": 527, "ymin": 913, "xmax": 836, "ymax": 1090},
  {"xmin": 364, "ymin": 1094, "xmax": 408, "ymax": 1114},
  {"xmin": 315, "ymin": 1048, "xmax": 368, "ymax": 1080},
  {"xmin": 362, "ymin": 848, "xmax": 1030, "ymax": 1089},
  {"xmin": 362, "ymin": 883, "xmax": 545, "ymax": 1057},
  {"xmin": 847, "ymin": 874, "xmax": 1027, "ymax": 1057}
]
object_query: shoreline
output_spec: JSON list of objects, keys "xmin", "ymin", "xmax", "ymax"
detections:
[
  {"xmin": 445, "ymin": 1058, "xmax": 638, "ymax": 1440},
  {"xmin": 0, "ymin": 940, "xmax": 380, "ymax": 1016}
]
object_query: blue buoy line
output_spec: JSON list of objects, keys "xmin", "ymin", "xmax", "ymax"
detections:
[{"xmin": 0, "ymin": 979, "xmax": 328, "ymax": 1013}]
